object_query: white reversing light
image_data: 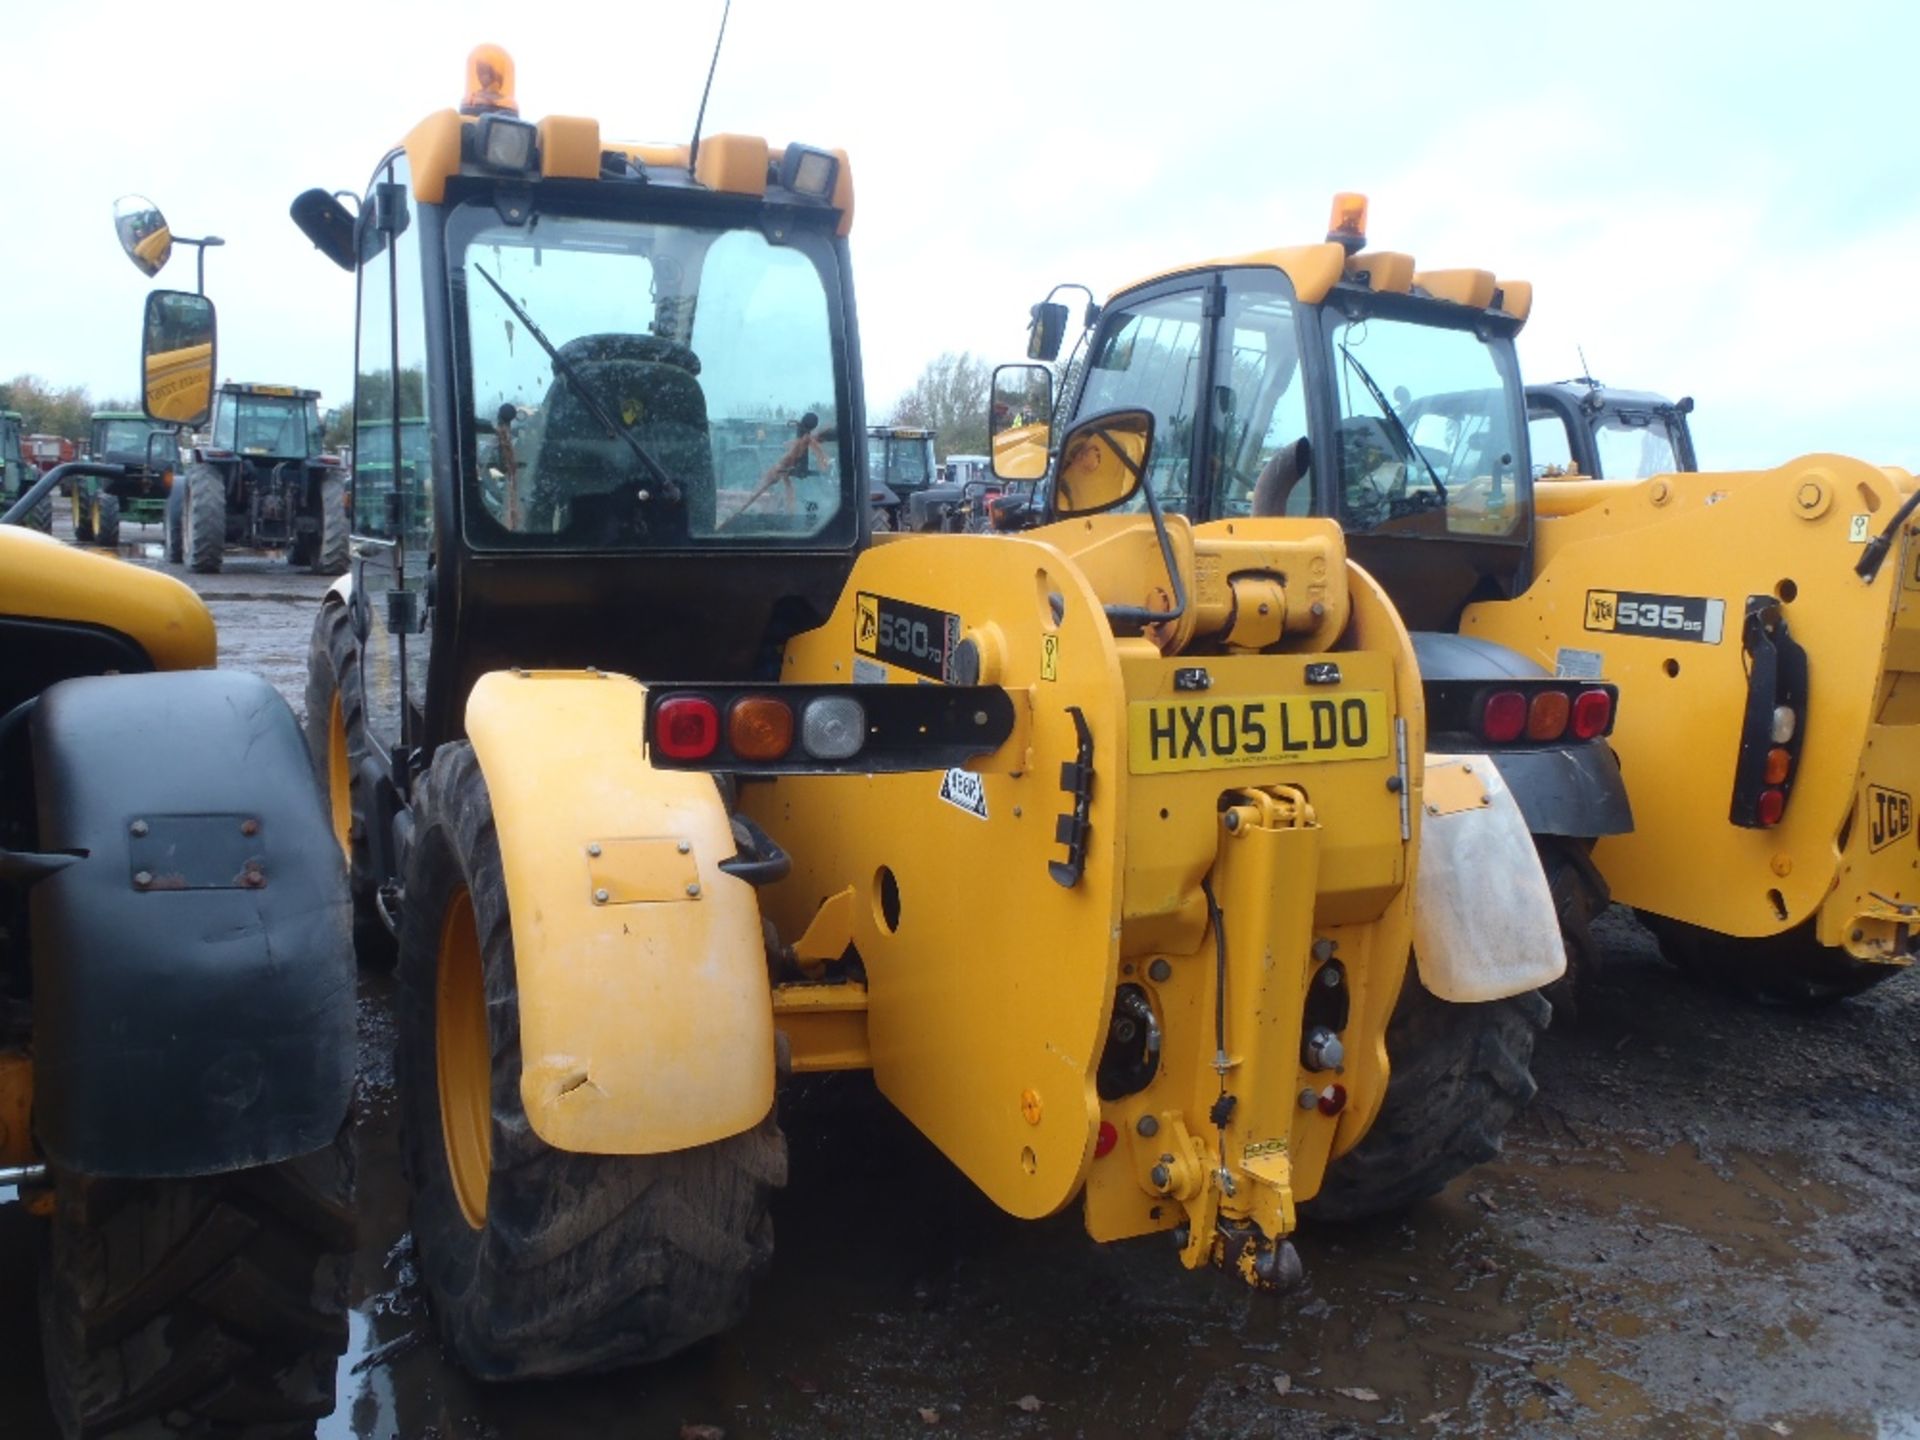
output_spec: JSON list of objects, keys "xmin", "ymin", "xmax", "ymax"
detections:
[{"xmin": 800, "ymin": 696, "xmax": 865, "ymax": 760}]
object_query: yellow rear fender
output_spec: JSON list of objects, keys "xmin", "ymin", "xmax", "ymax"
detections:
[
  {"xmin": 1413, "ymin": 754, "xmax": 1565, "ymax": 1000},
  {"xmin": 464, "ymin": 669, "xmax": 775, "ymax": 1155}
]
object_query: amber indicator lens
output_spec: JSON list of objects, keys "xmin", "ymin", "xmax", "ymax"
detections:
[
  {"xmin": 728, "ymin": 696, "xmax": 795, "ymax": 762},
  {"xmin": 1764, "ymin": 746, "xmax": 1792, "ymax": 785},
  {"xmin": 1526, "ymin": 690, "xmax": 1571, "ymax": 742}
]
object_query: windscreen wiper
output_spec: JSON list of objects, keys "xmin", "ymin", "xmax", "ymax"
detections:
[
  {"xmin": 471, "ymin": 263, "xmax": 680, "ymax": 502},
  {"xmin": 1339, "ymin": 344, "xmax": 1446, "ymax": 502}
]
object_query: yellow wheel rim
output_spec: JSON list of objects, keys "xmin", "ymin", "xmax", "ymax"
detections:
[
  {"xmin": 91, "ymin": 499, "xmax": 104, "ymax": 538},
  {"xmin": 326, "ymin": 693, "xmax": 352, "ymax": 861},
  {"xmin": 436, "ymin": 888, "xmax": 492, "ymax": 1230}
]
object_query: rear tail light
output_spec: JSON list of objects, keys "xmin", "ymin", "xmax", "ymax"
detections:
[
  {"xmin": 653, "ymin": 695, "xmax": 719, "ymax": 760},
  {"xmin": 1728, "ymin": 597, "xmax": 1808, "ymax": 829},
  {"xmin": 1481, "ymin": 690, "xmax": 1526, "ymax": 743},
  {"xmin": 1571, "ymin": 687, "xmax": 1613, "ymax": 739},
  {"xmin": 1094, "ymin": 1121, "xmax": 1118, "ymax": 1158},
  {"xmin": 1526, "ymin": 690, "xmax": 1571, "ymax": 741},
  {"xmin": 645, "ymin": 684, "xmax": 1014, "ymax": 773}
]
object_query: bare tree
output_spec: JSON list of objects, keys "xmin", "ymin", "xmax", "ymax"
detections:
[{"xmin": 889, "ymin": 351, "xmax": 991, "ymax": 459}]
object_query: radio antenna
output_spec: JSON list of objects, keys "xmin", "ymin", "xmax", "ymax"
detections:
[
  {"xmin": 687, "ymin": 0, "xmax": 733, "ymax": 178},
  {"xmin": 1577, "ymin": 343, "xmax": 1595, "ymax": 387}
]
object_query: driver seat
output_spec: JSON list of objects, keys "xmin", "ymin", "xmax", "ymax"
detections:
[{"xmin": 533, "ymin": 332, "xmax": 715, "ymax": 536}]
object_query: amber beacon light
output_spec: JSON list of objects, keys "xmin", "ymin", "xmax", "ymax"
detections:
[{"xmin": 463, "ymin": 44, "xmax": 518, "ymax": 116}]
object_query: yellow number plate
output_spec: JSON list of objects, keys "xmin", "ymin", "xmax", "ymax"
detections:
[{"xmin": 1128, "ymin": 692, "xmax": 1390, "ymax": 774}]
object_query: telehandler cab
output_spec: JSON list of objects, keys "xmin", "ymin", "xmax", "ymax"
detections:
[
  {"xmin": 1526, "ymin": 378, "xmax": 1698, "ymax": 481},
  {"xmin": 1008, "ymin": 195, "xmax": 1913, "ymax": 1008},
  {"xmin": 290, "ymin": 49, "xmax": 1561, "ymax": 1380},
  {"xmin": 0, "ymin": 291, "xmax": 355, "ymax": 1438}
]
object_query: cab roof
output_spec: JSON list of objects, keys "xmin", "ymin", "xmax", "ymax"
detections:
[{"xmin": 1116, "ymin": 240, "xmax": 1532, "ymax": 330}]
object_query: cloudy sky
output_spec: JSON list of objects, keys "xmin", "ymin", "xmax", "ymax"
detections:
[{"xmin": 5, "ymin": 0, "xmax": 1913, "ymax": 468}]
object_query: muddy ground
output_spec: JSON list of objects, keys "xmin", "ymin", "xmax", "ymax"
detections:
[{"xmin": 3, "ymin": 517, "xmax": 1917, "ymax": 1439}]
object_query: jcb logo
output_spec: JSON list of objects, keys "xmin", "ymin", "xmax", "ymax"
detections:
[
  {"xmin": 1585, "ymin": 591, "xmax": 1619, "ymax": 630},
  {"xmin": 1869, "ymin": 785, "xmax": 1912, "ymax": 852}
]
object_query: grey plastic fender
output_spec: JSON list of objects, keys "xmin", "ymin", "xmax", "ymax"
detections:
[
  {"xmin": 30, "ymin": 670, "xmax": 354, "ymax": 1178},
  {"xmin": 1413, "ymin": 753, "xmax": 1567, "ymax": 1002}
]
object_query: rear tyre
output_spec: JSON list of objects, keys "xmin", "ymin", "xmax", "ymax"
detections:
[
  {"xmin": 1537, "ymin": 839, "xmax": 1605, "ymax": 1026},
  {"xmin": 312, "ymin": 474, "xmax": 349, "ymax": 575},
  {"xmin": 1303, "ymin": 976, "xmax": 1549, "ymax": 1222},
  {"xmin": 91, "ymin": 493, "xmax": 121, "ymax": 550},
  {"xmin": 186, "ymin": 463, "xmax": 226, "ymax": 574},
  {"xmin": 1643, "ymin": 914, "xmax": 1902, "ymax": 1008},
  {"xmin": 165, "ymin": 483, "xmax": 184, "ymax": 564},
  {"xmin": 39, "ymin": 1125, "xmax": 354, "ymax": 1440},
  {"xmin": 396, "ymin": 742, "xmax": 786, "ymax": 1380},
  {"xmin": 70, "ymin": 488, "xmax": 94, "ymax": 543},
  {"xmin": 303, "ymin": 600, "xmax": 392, "ymax": 966},
  {"xmin": 23, "ymin": 493, "xmax": 53, "ymax": 533}
]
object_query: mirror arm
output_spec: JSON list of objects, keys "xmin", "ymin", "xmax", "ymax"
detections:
[{"xmin": 1100, "ymin": 475, "xmax": 1189, "ymax": 631}]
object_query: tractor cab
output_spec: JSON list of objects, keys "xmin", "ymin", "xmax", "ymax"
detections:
[
  {"xmin": 207, "ymin": 383, "xmax": 323, "ymax": 462},
  {"xmin": 1527, "ymin": 379, "xmax": 1698, "ymax": 480}
]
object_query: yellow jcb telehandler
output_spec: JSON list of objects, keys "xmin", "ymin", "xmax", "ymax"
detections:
[
  {"xmin": 1004, "ymin": 194, "xmax": 1913, "ymax": 1008},
  {"xmin": 286, "ymin": 49, "xmax": 1564, "ymax": 1379}
]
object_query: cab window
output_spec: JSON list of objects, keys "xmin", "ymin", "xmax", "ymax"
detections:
[
  {"xmin": 1209, "ymin": 282, "xmax": 1311, "ymax": 519},
  {"xmin": 1075, "ymin": 290, "xmax": 1203, "ymax": 513},
  {"xmin": 1528, "ymin": 408, "xmax": 1577, "ymax": 478},
  {"xmin": 1594, "ymin": 415, "xmax": 1679, "ymax": 480},
  {"xmin": 1328, "ymin": 311, "xmax": 1524, "ymax": 538}
]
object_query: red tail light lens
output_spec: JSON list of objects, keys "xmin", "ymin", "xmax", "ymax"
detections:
[
  {"xmin": 1571, "ymin": 688, "xmax": 1614, "ymax": 739},
  {"xmin": 1756, "ymin": 788, "xmax": 1786, "ymax": 827},
  {"xmin": 1481, "ymin": 690, "xmax": 1526, "ymax": 743},
  {"xmin": 728, "ymin": 696, "xmax": 795, "ymax": 762},
  {"xmin": 654, "ymin": 695, "xmax": 719, "ymax": 760},
  {"xmin": 1526, "ymin": 690, "xmax": 1571, "ymax": 741}
]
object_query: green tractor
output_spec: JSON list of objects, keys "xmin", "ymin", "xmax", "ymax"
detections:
[
  {"xmin": 0, "ymin": 410, "xmax": 49, "ymax": 533},
  {"xmin": 71, "ymin": 411, "xmax": 178, "ymax": 549},
  {"xmin": 168, "ymin": 382, "xmax": 349, "ymax": 573}
]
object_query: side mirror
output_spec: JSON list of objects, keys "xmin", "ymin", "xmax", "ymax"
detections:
[
  {"xmin": 141, "ymin": 290, "xmax": 217, "ymax": 428},
  {"xmin": 291, "ymin": 189, "xmax": 358, "ymax": 272},
  {"xmin": 990, "ymin": 363, "xmax": 1052, "ymax": 482},
  {"xmin": 113, "ymin": 194, "xmax": 172, "ymax": 278},
  {"xmin": 1026, "ymin": 301, "xmax": 1069, "ymax": 362},
  {"xmin": 1051, "ymin": 408, "xmax": 1152, "ymax": 518}
]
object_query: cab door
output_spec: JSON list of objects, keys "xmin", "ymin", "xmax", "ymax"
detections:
[{"xmin": 351, "ymin": 152, "xmax": 434, "ymax": 763}]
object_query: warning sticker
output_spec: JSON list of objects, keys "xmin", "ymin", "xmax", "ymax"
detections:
[
  {"xmin": 852, "ymin": 656, "xmax": 887, "ymax": 684},
  {"xmin": 1041, "ymin": 633, "xmax": 1060, "ymax": 682},
  {"xmin": 1555, "ymin": 647, "xmax": 1605, "ymax": 680},
  {"xmin": 938, "ymin": 767, "xmax": 988, "ymax": 820}
]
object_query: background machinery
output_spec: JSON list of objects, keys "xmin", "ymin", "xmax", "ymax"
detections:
[
  {"xmin": 171, "ymin": 381, "xmax": 348, "ymax": 573},
  {"xmin": 71, "ymin": 410, "xmax": 178, "ymax": 549},
  {"xmin": 0, "ymin": 410, "xmax": 48, "ymax": 532},
  {"xmin": 1527, "ymin": 378, "xmax": 1698, "ymax": 480}
]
